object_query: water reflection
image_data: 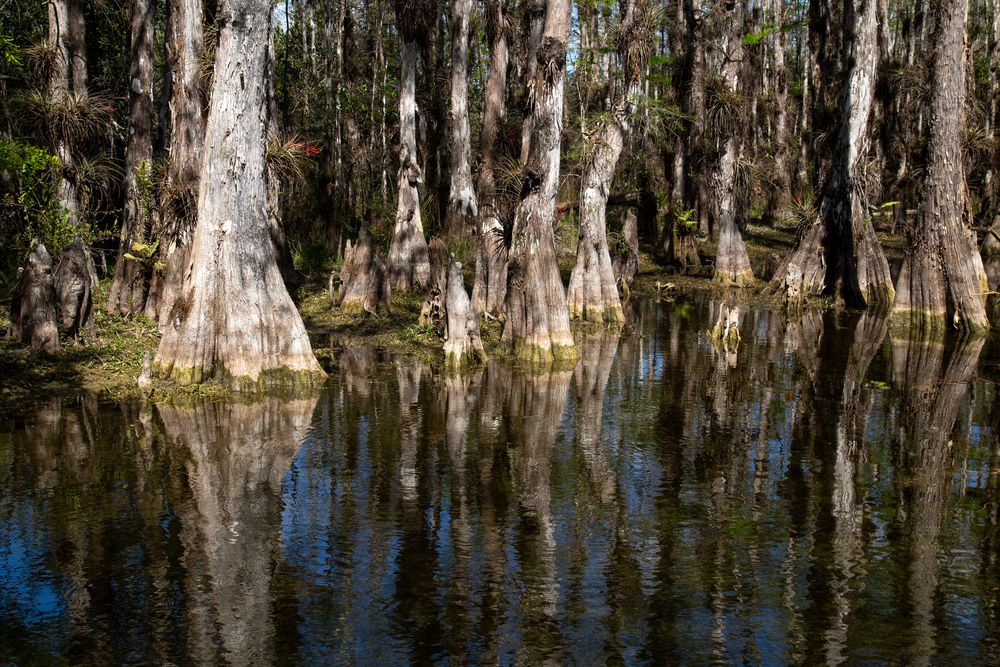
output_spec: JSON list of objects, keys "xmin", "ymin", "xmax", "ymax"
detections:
[{"xmin": 3, "ymin": 296, "xmax": 1000, "ymax": 663}]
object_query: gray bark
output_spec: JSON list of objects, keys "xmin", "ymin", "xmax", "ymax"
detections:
[
  {"xmin": 502, "ymin": 0, "xmax": 576, "ymax": 364},
  {"xmin": 445, "ymin": 0, "xmax": 478, "ymax": 240},
  {"xmin": 892, "ymin": 0, "xmax": 988, "ymax": 334},
  {"xmin": 443, "ymin": 258, "xmax": 487, "ymax": 368},
  {"xmin": 109, "ymin": 0, "xmax": 156, "ymax": 316},
  {"xmin": 9, "ymin": 243, "xmax": 61, "ymax": 353},
  {"xmin": 153, "ymin": 0, "xmax": 324, "ymax": 388},
  {"xmin": 336, "ymin": 226, "xmax": 390, "ymax": 315},
  {"xmin": 53, "ymin": 239, "xmax": 95, "ymax": 340},
  {"xmin": 770, "ymin": 0, "xmax": 894, "ymax": 306},
  {"xmin": 710, "ymin": 0, "xmax": 755, "ymax": 287},
  {"xmin": 387, "ymin": 39, "xmax": 431, "ymax": 292},
  {"xmin": 567, "ymin": 114, "xmax": 627, "ymax": 323}
]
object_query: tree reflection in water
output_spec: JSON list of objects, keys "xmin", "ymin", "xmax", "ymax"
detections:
[{"xmin": 4, "ymin": 296, "xmax": 1000, "ymax": 664}]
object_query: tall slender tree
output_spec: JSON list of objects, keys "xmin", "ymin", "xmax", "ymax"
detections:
[
  {"xmin": 470, "ymin": 0, "xmax": 510, "ymax": 318},
  {"xmin": 109, "ymin": 0, "xmax": 156, "ymax": 316},
  {"xmin": 445, "ymin": 0, "xmax": 477, "ymax": 240},
  {"xmin": 145, "ymin": 0, "xmax": 206, "ymax": 327},
  {"xmin": 386, "ymin": 0, "xmax": 435, "ymax": 292}
]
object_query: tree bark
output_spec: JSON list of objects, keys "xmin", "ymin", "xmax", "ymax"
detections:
[
  {"xmin": 502, "ymin": 0, "xmax": 576, "ymax": 364},
  {"xmin": 109, "ymin": 0, "xmax": 157, "ymax": 316},
  {"xmin": 710, "ymin": 0, "xmax": 755, "ymax": 287},
  {"xmin": 386, "ymin": 38, "xmax": 431, "ymax": 292},
  {"xmin": 146, "ymin": 0, "xmax": 205, "ymax": 327},
  {"xmin": 9, "ymin": 243, "xmax": 61, "ymax": 353},
  {"xmin": 443, "ymin": 259, "xmax": 487, "ymax": 368},
  {"xmin": 153, "ymin": 0, "xmax": 324, "ymax": 388},
  {"xmin": 567, "ymin": 0, "xmax": 648, "ymax": 322},
  {"xmin": 445, "ymin": 0, "xmax": 478, "ymax": 241},
  {"xmin": 53, "ymin": 239, "xmax": 96, "ymax": 340},
  {"xmin": 567, "ymin": 114, "xmax": 627, "ymax": 323},
  {"xmin": 336, "ymin": 226, "xmax": 390, "ymax": 315},
  {"xmin": 770, "ymin": 0, "xmax": 894, "ymax": 306},
  {"xmin": 612, "ymin": 209, "xmax": 640, "ymax": 287},
  {"xmin": 892, "ymin": 0, "xmax": 988, "ymax": 334},
  {"xmin": 470, "ymin": 0, "xmax": 510, "ymax": 318}
]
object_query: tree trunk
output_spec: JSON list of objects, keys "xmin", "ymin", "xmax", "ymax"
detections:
[
  {"xmin": 109, "ymin": 0, "xmax": 156, "ymax": 316},
  {"xmin": 445, "ymin": 0, "xmax": 478, "ymax": 241},
  {"xmin": 770, "ymin": 0, "xmax": 894, "ymax": 306},
  {"xmin": 710, "ymin": 0, "xmax": 755, "ymax": 287},
  {"xmin": 153, "ymin": 0, "xmax": 324, "ymax": 388},
  {"xmin": 386, "ymin": 39, "xmax": 431, "ymax": 292},
  {"xmin": 443, "ymin": 259, "xmax": 486, "ymax": 368},
  {"xmin": 892, "ymin": 0, "xmax": 988, "ymax": 334},
  {"xmin": 47, "ymin": 0, "xmax": 86, "ymax": 229},
  {"xmin": 53, "ymin": 240, "xmax": 96, "ymax": 340},
  {"xmin": 470, "ymin": 0, "xmax": 510, "ymax": 318},
  {"xmin": 982, "ymin": 215, "xmax": 1000, "ymax": 325},
  {"xmin": 146, "ymin": 0, "xmax": 205, "ymax": 327},
  {"xmin": 767, "ymin": 0, "xmax": 792, "ymax": 221},
  {"xmin": 9, "ymin": 243, "xmax": 61, "ymax": 353},
  {"xmin": 612, "ymin": 209, "xmax": 640, "ymax": 287},
  {"xmin": 336, "ymin": 227, "xmax": 391, "ymax": 315},
  {"xmin": 567, "ymin": 114, "xmax": 627, "ymax": 322},
  {"xmin": 502, "ymin": 0, "xmax": 576, "ymax": 364}
]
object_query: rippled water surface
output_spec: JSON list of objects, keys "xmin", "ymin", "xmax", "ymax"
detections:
[{"xmin": 4, "ymin": 296, "xmax": 1000, "ymax": 664}]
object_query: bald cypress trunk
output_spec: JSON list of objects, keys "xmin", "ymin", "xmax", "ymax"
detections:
[
  {"xmin": 892, "ymin": 0, "xmax": 988, "ymax": 334},
  {"xmin": 153, "ymin": 0, "xmax": 324, "ymax": 388},
  {"xmin": 386, "ymin": 38, "xmax": 431, "ymax": 292},
  {"xmin": 710, "ymin": 0, "xmax": 754, "ymax": 287},
  {"xmin": 109, "ymin": 0, "xmax": 156, "ymax": 316},
  {"xmin": 146, "ymin": 0, "xmax": 205, "ymax": 327},
  {"xmin": 470, "ymin": 0, "xmax": 509, "ymax": 318},
  {"xmin": 567, "ymin": 0, "xmax": 648, "ymax": 323},
  {"xmin": 567, "ymin": 114, "xmax": 627, "ymax": 323},
  {"xmin": 445, "ymin": 0, "xmax": 478, "ymax": 241},
  {"xmin": 770, "ymin": 0, "xmax": 894, "ymax": 306},
  {"xmin": 502, "ymin": 0, "xmax": 576, "ymax": 364}
]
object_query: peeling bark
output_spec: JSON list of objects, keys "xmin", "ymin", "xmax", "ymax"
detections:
[
  {"xmin": 153, "ymin": 0, "xmax": 324, "ymax": 388},
  {"xmin": 9, "ymin": 243, "xmax": 61, "ymax": 353},
  {"xmin": 502, "ymin": 0, "xmax": 576, "ymax": 364}
]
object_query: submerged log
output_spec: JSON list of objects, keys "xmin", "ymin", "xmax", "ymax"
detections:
[
  {"xmin": 443, "ymin": 259, "xmax": 486, "ymax": 368},
  {"xmin": 9, "ymin": 242, "xmax": 61, "ymax": 353},
  {"xmin": 53, "ymin": 239, "xmax": 96, "ymax": 340}
]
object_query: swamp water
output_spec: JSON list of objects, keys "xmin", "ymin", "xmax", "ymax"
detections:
[{"xmin": 3, "ymin": 296, "xmax": 1000, "ymax": 664}]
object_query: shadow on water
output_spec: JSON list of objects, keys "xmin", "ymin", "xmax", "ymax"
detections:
[{"xmin": 4, "ymin": 295, "xmax": 1000, "ymax": 664}]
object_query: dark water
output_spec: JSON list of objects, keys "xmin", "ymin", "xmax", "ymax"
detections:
[{"xmin": 4, "ymin": 296, "xmax": 1000, "ymax": 665}]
